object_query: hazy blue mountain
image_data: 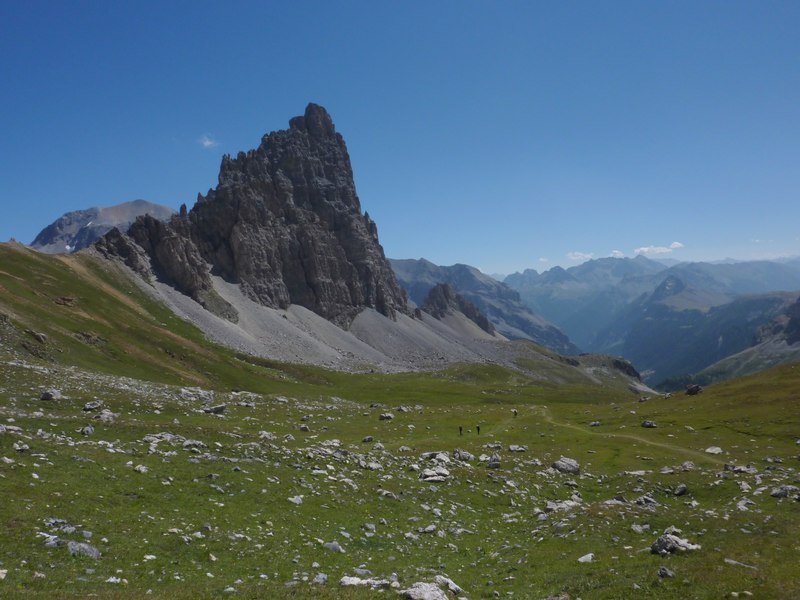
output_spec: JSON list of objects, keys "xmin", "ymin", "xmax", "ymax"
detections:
[
  {"xmin": 504, "ymin": 256, "xmax": 666, "ymax": 349},
  {"xmin": 390, "ymin": 258, "xmax": 579, "ymax": 355},
  {"xmin": 660, "ymin": 294, "xmax": 800, "ymax": 389},
  {"xmin": 31, "ymin": 199, "xmax": 174, "ymax": 254},
  {"xmin": 505, "ymin": 256, "xmax": 800, "ymax": 383}
]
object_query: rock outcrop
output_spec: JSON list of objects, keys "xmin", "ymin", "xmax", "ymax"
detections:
[
  {"xmin": 421, "ymin": 283, "xmax": 495, "ymax": 335},
  {"xmin": 98, "ymin": 103, "xmax": 407, "ymax": 326}
]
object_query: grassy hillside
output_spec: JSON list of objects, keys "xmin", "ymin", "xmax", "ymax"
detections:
[{"xmin": 2, "ymin": 243, "xmax": 799, "ymax": 598}]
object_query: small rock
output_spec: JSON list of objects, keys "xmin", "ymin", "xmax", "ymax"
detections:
[
  {"xmin": 399, "ymin": 581, "xmax": 448, "ymax": 600},
  {"xmin": 674, "ymin": 483, "xmax": 688, "ymax": 496},
  {"xmin": 203, "ymin": 404, "xmax": 227, "ymax": 415},
  {"xmin": 83, "ymin": 400, "xmax": 103, "ymax": 411},
  {"xmin": 40, "ymin": 389, "xmax": 62, "ymax": 401},
  {"xmin": 651, "ymin": 533, "xmax": 701, "ymax": 555},
  {"xmin": 67, "ymin": 541, "xmax": 101, "ymax": 559},
  {"xmin": 577, "ymin": 553, "xmax": 594, "ymax": 563},
  {"xmin": 641, "ymin": 420, "xmax": 657, "ymax": 428},
  {"xmin": 552, "ymin": 457, "xmax": 580, "ymax": 474},
  {"xmin": 705, "ymin": 446, "xmax": 723, "ymax": 455},
  {"xmin": 323, "ymin": 540, "xmax": 344, "ymax": 553},
  {"xmin": 657, "ymin": 566, "xmax": 674, "ymax": 578},
  {"xmin": 379, "ymin": 413, "xmax": 394, "ymax": 421}
]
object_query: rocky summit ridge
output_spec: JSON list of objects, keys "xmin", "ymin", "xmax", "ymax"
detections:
[{"xmin": 97, "ymin": 104, "xmax": 408, "ymax": 326}]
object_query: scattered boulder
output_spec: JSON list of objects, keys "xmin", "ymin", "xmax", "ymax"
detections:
[
  {"xmin": 641, "ymin": 420, "xmax": 657, "ymax": 428},
  {"xmin": 577, "ymin": 553, "xmax": 594, "ymax": 563},
  {"xmin": 487, "ymin": 453, "xmax": 501, "ymax": 469},
  {"xmin": 67, "ymin": 541, "xmax": 101, "ymax": 559},
  {"xmin": 552, "ymin": 456, "xmax": 580, "ymax": 474},
  {"xmin": 705, "ymin": 446, "xmax": 723, "ymax": 455},
  {"xmin": 674, "ymin": 483, "xmax": 688, "ymax": 496},
  {"xmin": 399, "ymin": 581, "xmax": 449, "ymax": 600},
  {"xmin": 83, "ymin": 400, "xmax": 103, "ymax": 411},
  {"xmin": 323, "ymin": 540, "xmax": 344, "ymax": 553},
  {"xmin": 770, "ymin": 485, "xmax": 799, "ymax": 498},
  {"xmin": 686, "ymin": 384, "xmax": 703, "ymax": 396},
  {"xmin": 651, "ymin": 533, "xmax": 701, "ymax": 555},
  {"xmin": 657, "ymin": 566, "xmax": 675, "ymax": 578},
  {"xmin": 452, "ymin": 449, "xmax": 474, "ymax": 462},
  {"xmin": 379, "ymin": 413, "xmax": 394, "ymax": 421},
  {"xmin": 203, "ymin": 404, "xmax": 227, "ymax": 415},
  {"xmin": 40, "ymin": 389, "xmax": 62, "ymax": 401}
]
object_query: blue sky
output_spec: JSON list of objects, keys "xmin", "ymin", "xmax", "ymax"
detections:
[{"xmin": 1, "ymin": 1, "xmax": 798, "ymax": 274}]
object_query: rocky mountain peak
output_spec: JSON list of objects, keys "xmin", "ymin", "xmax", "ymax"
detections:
[
  {"xmin": 288, "ymin": 102, "xmax": 337, "ymax": 139},
  {"xmin": 97, "ymin": 104, "xmax": 408, "ymax": 326}
]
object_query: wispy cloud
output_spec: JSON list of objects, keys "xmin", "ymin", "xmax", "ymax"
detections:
[
  {"xmin": 635, "ymin": 241, "xmax": 685, "ymax": 255},
  {"xmin": 198, "ymin": 134, "xmax": 219, "ymax": 149},
  {"xmin": 538, "ymin": 257, "xmax": 549, "ymax": 264},
  {"xmin": 567, "ymin": 251, "xmax": 594, "ymax": 262},
  {"xmin": 610, "ymin": 250, "xmax": 625, "ymax": 258}
]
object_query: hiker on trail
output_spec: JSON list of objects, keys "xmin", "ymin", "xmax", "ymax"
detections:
[
  {"xmin": 513, "ymin": 409, "xmax": 518, "ymax": 417},
  {"xmin": 459, "ymin": 426, "xmax": 463, "ymax": 436},
  {"xmin": 476, "ymin": 425, "xmax": 481, "ymax": 435}
]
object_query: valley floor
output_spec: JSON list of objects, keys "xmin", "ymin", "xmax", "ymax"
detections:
[{"xmin": 1, "ymin": 354, "xmax": 799, "ymax": 599}]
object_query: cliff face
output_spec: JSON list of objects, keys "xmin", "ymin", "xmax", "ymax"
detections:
[
  {"xmin": 421, "ymin": 283, "xmax": 496, "ymax": 335},
  {"xmin": 99, "ymin": 104, "xmax": 408, "ymax": 326}
]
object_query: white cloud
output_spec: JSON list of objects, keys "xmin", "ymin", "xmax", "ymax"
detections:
[
  {"xmin": 567, "ymin": 251, "xmax": 594, "ymax": 262},
  {"xmin": 538, "ymin": 257, "xmax": 549, "ymax": 263},
  {"xmin": 610, "ymin": 250, "xmax": 625, "ymax": 258},
  {"xmin": 198, "ymin": 134, "xmax": 219, "ymax": 149},
  {"xmin": 635, "ymin": 241, "xmax": 685, "ymax": 255}
]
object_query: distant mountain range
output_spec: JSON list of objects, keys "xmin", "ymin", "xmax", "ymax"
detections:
[
  {"xmin": 505, "ymin": 256, "xmax": 800, "ymax": 385},
  {"xmin": 390, "ymin": 258, "xmax": 579, "ymax": 355},
  {"xmin": 30, "ymin": 199, "xmax": 174, "ymax": 254}
]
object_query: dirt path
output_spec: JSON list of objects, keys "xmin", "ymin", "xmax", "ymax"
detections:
[{"xmin": 531, "ymin": 405, "xmax": 728, "ymax": 466}]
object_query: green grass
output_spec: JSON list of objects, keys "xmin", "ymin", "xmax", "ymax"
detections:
[{"xmin": 2, "ymin": 243, "xmax": 799, "ymax": 598}]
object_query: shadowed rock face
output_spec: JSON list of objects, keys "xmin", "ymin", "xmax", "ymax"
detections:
[
  {"xmin": 97, "ymin": 103, "xmax": 407, "ymax": 326},
  {"xmin": 421, "ymin": 283, "xmax": 495, "ymax": 335}
]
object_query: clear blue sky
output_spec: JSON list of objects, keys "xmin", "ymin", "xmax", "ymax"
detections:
[{"xmin": 2, "ymin": 1, "xmax": 798, "ymax": 273}]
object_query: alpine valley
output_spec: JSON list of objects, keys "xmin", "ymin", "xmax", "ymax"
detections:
[{"xmin": 2, "ymin": 104, "xmax": 799, "ymax": 600}]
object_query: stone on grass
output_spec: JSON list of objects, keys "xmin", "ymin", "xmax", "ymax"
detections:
[
  {"xmin": 203, "ymin": 404, "xmax": 227, "ymax": 415},
  {"xmin": 577, "ymin": 552, "xmax": 594, "ymax": 563},
  {"xmin": 657, "ymin": 566, "xmax": 674, "ymax": 578},
  {"xmin": 705, "ymin": 446, "xmax": 723, "ymax": 455},
  {"xmin": 674, "ymin": 483, "xmax": 688, "ymax": 496},
  {"xmin": 641, "ymin": 420, "xmax": 657, "ymax": 428},
  {"xmin": 651, "ymin": 533, "xmax": 701, "ymax": 555},
  {"xmin": 40, "ymin": 389, "xmax": 62, "ymax": 401},
  {"xmin": 83, "ymin": 400, "xmax": 103, "ymax": 411},
  {"xmin": 379, "ymin": 413, "xmax": 394, "ymax": 421},
  {"xmin": 433, "ymin": 575, "xmax": 464, "ymax": 595},
  {"xmin": 552, "ymin": 456, "xmax": 580, "ymax": 474},
  {"xmin": 67, "ymin": 541, "xmax": 101, "ymax": 559},
  {"xmin": 399, "ymin": 581, "xmax": 449, "ymax": 600},
  {"xmin": 323, "ymin": 540, "xmax": 344, "ymax": 553},
  {"xmin": 770, "ymin": 485, "xmax": 798, "ymax": 498}
]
